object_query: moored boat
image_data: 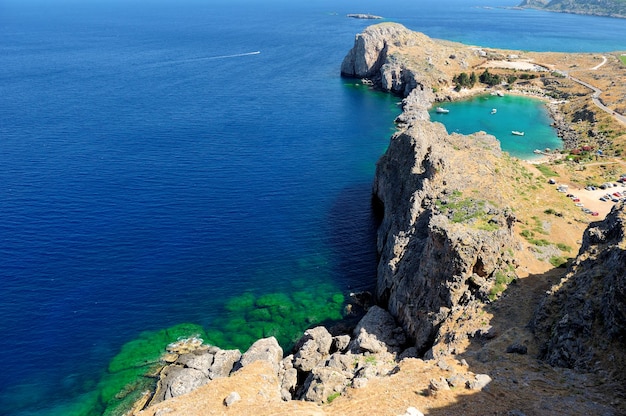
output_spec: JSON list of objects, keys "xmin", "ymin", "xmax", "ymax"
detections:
[
  {"xmin": 512, "ymin": 130, "xmax": 524, "ymax": 136},
  {"xmin": 436, "ymin": 107, "xmax": 449, "ymax": 114}
]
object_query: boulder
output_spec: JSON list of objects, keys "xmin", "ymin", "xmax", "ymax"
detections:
[
  {"xmin": 467, "ymin": 374, "xmax": 492, "ymax": 390},
  {"xmin": 350, "ymin": 305, "xmax": 406, "ymax": 354},
  {"xmin": 151, "ymin": 366, "xmax": 209, "ymax": 403},
  {"xmin": 211, "ymin": 349, "xmax": 241, "ymax": 378},
  {"xmin": 293, "ymin": 326, "xmax": 333, "ymax": 372},
  {"xmin": 237, "ymin": 337, "xmax": 283, "ymax": 373},
  {"xmin": 299, "ymin": 367, "xmax": 349, "ymax": 403}
]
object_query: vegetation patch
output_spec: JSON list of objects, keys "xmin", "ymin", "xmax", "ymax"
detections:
[
  {"xmin": 535, "ymin": 164, "xmax": 559, "ymax": 177},
  {"xmin": 327, "ymin": 392, "xmax": 341, "ymax": 404},
  {"xmin": 489, "ymin": 271, "xmax": 516, "ymax": 301},
  {"xmin": 549, "ymin": 256, "xmax": 568, "ymax": 268},
  {"xmin": 435, "ymin": 191, "xmax": 500, "ymax": 230}
]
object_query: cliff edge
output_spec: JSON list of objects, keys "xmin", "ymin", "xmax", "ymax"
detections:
[{"xmin": 532, "ymin": 202, "xmax": 626, "ymax": 377}]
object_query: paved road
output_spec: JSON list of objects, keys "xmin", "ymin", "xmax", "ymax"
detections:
[
  {"xmin": 568, "ymin": 75, "xmax": 626, "ymax": 126},
  {"xmin": 590, "ymin": 55, "xmax": 607, "ymax": 70}
]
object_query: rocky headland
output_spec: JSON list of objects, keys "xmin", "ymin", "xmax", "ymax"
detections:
[
  {"xmin": 121, "ymin": 23, "xmax": 626, "ymax": 415},
  {"xmin": 518, "ymin": 0, "xmax": 626, "ymax": 19}
]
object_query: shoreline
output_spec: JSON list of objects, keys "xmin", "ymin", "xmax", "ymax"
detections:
[{"xmin": 434, "ymin": 85, "xmax": 567, "ymax": 164}]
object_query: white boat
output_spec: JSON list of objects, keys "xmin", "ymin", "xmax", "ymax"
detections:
[
  {"xmin": 436, "ymin": 107, "xmax": 449, "ymax": 114},
  {"xmin": 512, "ymin": 130, "xmax": 525, "ymax": 136},
  {"xmin": 491, "ymin": 108, "xmax": 497, "ymax": 114}
]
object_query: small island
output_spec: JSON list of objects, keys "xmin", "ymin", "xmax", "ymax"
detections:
[{"xmin": 347, "ymin": 13, "xmax": 383, "ymax": 20}]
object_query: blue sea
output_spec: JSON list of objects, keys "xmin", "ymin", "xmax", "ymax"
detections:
[{"xmin": 1, "ymin": 0, "xmax": 625, "ymax": 414}]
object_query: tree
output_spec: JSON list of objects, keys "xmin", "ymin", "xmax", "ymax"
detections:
[{"xmin": 479, "ymin": 69, "xmax": 502, "ymax": 86}]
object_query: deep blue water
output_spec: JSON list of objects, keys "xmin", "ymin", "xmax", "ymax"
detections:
[{"xmin": 1, "ymin": 0, "xmax": 625, "ymax": 414}]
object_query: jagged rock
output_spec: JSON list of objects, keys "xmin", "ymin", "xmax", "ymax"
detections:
[
  {"xmin": 293, "ymin": 326, "xmax": 333, "ymax": 372},
  {"xmin": 175, "ymin": 351, "xmax": 214, "ymax": 377},
  {"xmin": 467, "ymin": 373, "xmax": 492, "ymax": 390},
  {"xmin": 446, "ymin": 373, "xmax": 469, "ymax": 388},
  {"xmin": 280, "ymin": 368, "xmax": 298, "ymax": 400},
  {"xmin": 373, "ymin": 119, "xmax": 517, "ymax": 356},
  {"xmin": 532, "ymin": 203, "xmax": 626, "ymax": 373},
  {"xmin": 349, "ymin": 305, "xmax": 407, "ymax": 354},
  {"xmin": 299, "ymin": 367, "xmax": 349, "ymax": 403},
  {"xmin": 211, "ymin": 349, "xmax": 241, "ymax": 378},
  {"xmin": 223, "ymin": 391, "xmax": 241, "ymax": 407},
  {"xmin": 237, "ymin": 337, "xmax": 283, "ymax": 373},
  {"xmin": 332, "ymin": 335, "xmax": 351, "ymax": 353},
  {"xmin": 428, "ymin": 377, "xmax": 451, "ymax": 395},
  {"xmin": 326, "ymin": 352, "xmax": 356, "ymax": 376},
  {"xmin": 341, "ymin": 23, "xmax": 413, "ymax": 79},
  {"xmin": 152, "ymin": 366, "xmax": 209, "ymax": 403}
]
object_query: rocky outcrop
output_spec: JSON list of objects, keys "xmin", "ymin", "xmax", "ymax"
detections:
[
  {"xmin": 372, "ymin": 120, "xmax": 518, "ymax": 358},
  {"xmin": 150, "ymin": 344, "xmax": 242, "ymax": 405},
  {"xmin": 343, "ymin": 23, "xmax": 521, "ymax": 358},
  {"xmin": 140, "ymin": 305, "xmax": 495, "ymax": 413},
  {"xmin": 532, "ymin": 202, "xmax": 626, "ymax": 374},
  {"xmin": 341, "ymin": 23, "xmax": 444, "ymax": 98}
]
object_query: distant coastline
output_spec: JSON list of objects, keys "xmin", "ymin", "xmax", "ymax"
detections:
[{"xmin": 517, "ymin": 0, "xmax": 626, "ymax": 19}]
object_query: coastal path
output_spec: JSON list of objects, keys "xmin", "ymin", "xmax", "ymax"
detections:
[
  {"xmin": 567, "ymin": 75, "xmax": 626, "ymax": 126},
  {"xmin": 590, "ymin": 55, "xmax": 607, "ymax": 70}
]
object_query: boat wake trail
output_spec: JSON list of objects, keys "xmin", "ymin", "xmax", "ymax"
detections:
[
  {"xmin": 159, "ymin": 51, "xmax": 261, "ymax": 66},
  {"xmin": 204, "ymin": 51, "xmax": 261, "ymax": 60}
]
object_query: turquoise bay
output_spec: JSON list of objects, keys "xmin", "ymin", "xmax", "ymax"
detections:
[{"xmin": 430, "ymin": 94, "xmax": 562, "ymax": 160}]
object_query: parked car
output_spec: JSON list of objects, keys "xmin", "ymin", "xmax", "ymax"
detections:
[
  {"xmin": 582, "ymin": 208, "xmax": 592, "ymax": 213},
  {"xmin": 575, "ymin": 202, "xmax": 584, "ymax": 207},
  {"xmin": 573, "ymin": 198, "xmax": 580, "ymax": 202},
  {"xmin": 600, "ymin": 197, "xmax": 607, "ymax": 202},
  {"xmin": 592, "ymin": 212, "xmax": 600, "ymax": 216}
]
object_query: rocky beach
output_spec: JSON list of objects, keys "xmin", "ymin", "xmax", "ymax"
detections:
[{"xmin": 108, "ymin": 23, "xmax": 626, "ymax": 415}]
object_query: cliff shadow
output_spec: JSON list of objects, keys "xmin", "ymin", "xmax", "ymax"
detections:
[
  {"xmin": 325, "ymin": 181, "xmax": 380, "ymax": 295},
  {"xmin": 409, "ymin": 266, "xmax": 626, "ymax": 416}
]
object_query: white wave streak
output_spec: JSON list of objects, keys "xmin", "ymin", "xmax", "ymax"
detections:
[{"xmin": 169, "ymin": 51, "xmax": 261, "ymax": 65}]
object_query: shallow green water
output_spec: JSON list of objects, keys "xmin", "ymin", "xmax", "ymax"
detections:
[{"xmin": 429, "ymin": 94, "xmax": 562, "ymax": 160}]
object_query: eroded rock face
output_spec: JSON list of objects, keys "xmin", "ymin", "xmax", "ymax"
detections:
[
  {"xmin": 532, "ymin": 203, "xmax": 626, "ymax": 371},
  {"xmin": 373, "ymin": 121, "xmax": 518, "ymax": 356},
  {"xmin": 150, "ymin": 346, "xmax": 241, "ymax": 405}
]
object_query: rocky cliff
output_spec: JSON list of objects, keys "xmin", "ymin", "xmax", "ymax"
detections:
[
  {"xmin": 342, "ymin": 23, "xmax": 520, "ymax": 358},
  {"xmin": 532, "ymin": 202, "xmax": 626, "ymax": 376}
]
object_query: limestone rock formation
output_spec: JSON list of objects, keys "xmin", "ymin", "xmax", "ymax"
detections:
[
  {"xmin": 532, "ymin": 202, "xmax": 626, "ymax": 374},
  {"xmin": 342, "ymin": 22, "xmax": 520, "ymax": 359},
  {"xmin": 341, "ymin": 23, "xmax": 443, "ymax": 98},
  {"xmin": 150, "ymin": 345, "xmax": 241, "ymax": 405},
  {"xmin": 372, "ymin": 121, "xmax": 518, "ymax": 357}
]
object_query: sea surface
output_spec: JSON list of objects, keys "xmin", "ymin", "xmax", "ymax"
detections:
[
  {"xmin": 1, "ymin": 0, "xmax": 625, "ymax": 414},
  {"xmin": 430, "ymin": 94, "xmax": 563, "ymax": 159}
]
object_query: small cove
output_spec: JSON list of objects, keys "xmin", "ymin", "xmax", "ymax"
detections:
[{"xmin": 429, "ymin": 93, "xmax": 562, "ymax": 160}]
